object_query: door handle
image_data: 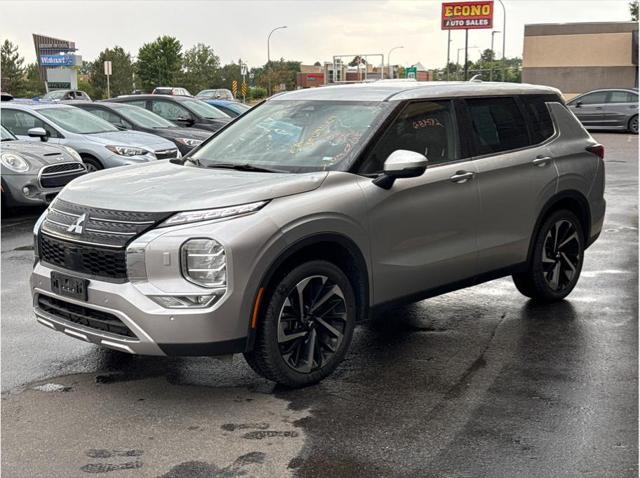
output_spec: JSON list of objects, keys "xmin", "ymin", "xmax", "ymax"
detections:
[
  {"xmin": 532, "ymin": 156, "xmax": 552, "ymax": 167},
  {"xmin": 450, "ymin": 171, "xmax": 474, "ymax": 183}
]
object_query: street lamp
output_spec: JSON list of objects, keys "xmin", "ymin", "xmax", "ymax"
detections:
[
  {"xmin": 457, "ymin": 45, "xmax": 478, "ymax": 80},
  {"xmin": 387, "ymin": 46, "xmax": 404, "ymax": 79},
  {"xmin": 267, "ymin": 25, "xmax": 287, "ymax": 96},
  {"xmin": 491, "ymin": 30, "xmax": 501, "ymax": 55},
  {"xmin": 497, "ymin": 0, "xmax": 506, "ymax": 60}
]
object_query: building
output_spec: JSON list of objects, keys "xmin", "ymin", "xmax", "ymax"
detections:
[
  {"xmin": 523, "ymin": 22, "xmax": 638, "ymax": 99},
  {"xmin": 32, "ymin": 34, "xmax": 82, "ymax": 91}
]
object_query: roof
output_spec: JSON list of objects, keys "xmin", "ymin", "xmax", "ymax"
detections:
[
  {"xmin": 272, "ymin": 81, "xmax": 562, "ymax": 102},
  {"xmin": 0, "ymin": 101, "xmax": 75, "ymax": 110},
  {"xmin": 108, "ymin": 94, "xmax": 190, "ymax": 101}
]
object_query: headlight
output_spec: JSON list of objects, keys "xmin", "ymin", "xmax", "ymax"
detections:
[
  {"xmin": 175, "ymin": 138, "xmax": 204, "ymax": 147},
  {"xmin": 1, "ymin": 152, "xmax": 30, "ymax": 172},
  {"xmin": 181, "ymin": 238, "xmax": 226, "ymax": 288},
  {"xmin": 160, "ymin": 201, "xmax": 267, "ymax": 227},
  {"xmin": 105, "ymin": 145, "xmax": 149, "ymax": 157},
  {"xmin": 63, "ymin": 146, "xmax": 82, "ymax": 162}
]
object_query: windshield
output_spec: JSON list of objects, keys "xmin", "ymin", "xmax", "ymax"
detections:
[
  {"xmin": 1, "ymin": 125, "xmax": 16, "ymax": 141},
  {"xmin": 39, "ymin": 107, "xmax": 118, "ymax": 134},
  {"xmin": 183, "ymin": 99, "xmax": 229, "ymax": 119},
  {"xmin": 196, "ymin": 90, "xmax": 215, "ymax": 98},
  {"xmin": 191, "ymin": 100, "xmax": 391, "ymax": 173},
  {"xmin": 114, "ymin": 104, "xmax": 175, "ymax": 128},
  {"xmin": 43, "ymin": 90, "xmax": 66, "ymax": 100},
  {"xmin": 225, "ymin": 102, "xmax": 251, "ymax": 114}
]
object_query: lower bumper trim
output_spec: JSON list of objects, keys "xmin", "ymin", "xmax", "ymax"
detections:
[{"xmin": 158, "ymin": 337, "xmax": 247, "ymax": 357}]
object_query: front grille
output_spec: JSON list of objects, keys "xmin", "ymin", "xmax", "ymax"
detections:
[
  {"xmin": 38, "ymin": 294, "xmax": 136, "ymax": 338},
  {"xmin": 41, "ymin": 198, "xmax": 171, "ymax": 248},
  {"xmin": 155, "ymin": 148, "xmax": 179, "ymax": 160},
  {"xmin": 39, "ymin": 163, "xmax": 86, "ymax": 189},
  {"xmin": 40, "ymin": 233, "xmax": 127, "ymax": 279}
]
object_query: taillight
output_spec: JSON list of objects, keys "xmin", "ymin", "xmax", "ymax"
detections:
[{"xmin": 586, "ymin": 144, "xmax": 604, "ymax": 159}]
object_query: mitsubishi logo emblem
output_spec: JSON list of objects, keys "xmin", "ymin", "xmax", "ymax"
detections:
[{"xmin": 67, "ymin": 213, "xmax": 86, "ymax": 234}]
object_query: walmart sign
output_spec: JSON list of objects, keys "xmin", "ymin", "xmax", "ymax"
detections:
[{"xmin": 40, "ymin": 54, "xmax": 76, "ymax": 67}]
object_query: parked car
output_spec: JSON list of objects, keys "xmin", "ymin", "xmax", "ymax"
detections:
[
  {"xmin": 1, "ymin": 103, "xmax": 179, "ymax": 172},
  {"xmin": 567, "ymin": 88, "xmax": 638, "ymax": 134},
  {"xmin": 201, "ymin": 99, "xmax": 251, "ymax": 118},
  {"xmin": 1, "ymin": 125, "xmax": 86, "ymax": 207},
  {"xmin": 152, "ymin": 87, "xmax": 192, "ymax": 97},
  {"xmin": 107, "ymin": 95, "xmax": 231, "ymax": 132},
  {"xmin": 39, "ymin": 89, "xmax": 92, "ymax": 102},
  {"xmin": 196, "ymin": 89, "xmax": 234, "ymax": 101},
  {"xmin": 30, "ymin": 82, "xmax": 605, "ymax": 387},
  {"xmin": 71, "ymin": 101, "xmax": 212, "ymax": 155}
]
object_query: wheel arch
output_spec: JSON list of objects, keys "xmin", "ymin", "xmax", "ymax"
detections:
[
  {"xmin": 79, "ymin": 153, "xmax": 103, "ymax": 168},
  {"xmin": 527, "ymin": 190, "xmax": 591, "ymax": 263},
  {"xmin": 245, "ymin": 232, "xmax": 370, "ymax": 350}
]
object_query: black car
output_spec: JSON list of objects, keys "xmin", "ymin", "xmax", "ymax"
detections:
[
  {"xmin": 71, "ymin": 101, "xmax": 212, "ymax": 155},
  {"xmin": 107, "ymin": 95, "xmax": 231, "ymax": 133}
]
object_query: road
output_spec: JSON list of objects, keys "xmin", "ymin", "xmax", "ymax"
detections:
[{"xmin": 1, "ymin": 133, "xmax": 637, "ymax": 477}]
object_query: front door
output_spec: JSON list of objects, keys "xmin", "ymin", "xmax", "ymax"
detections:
[
  {"xmin": 358, "ymin": 100, "xmax": 480, "ymax": 305},
  {"xmin": 569, "ymin": 91, "xmax": 608, "ymax": 127}
]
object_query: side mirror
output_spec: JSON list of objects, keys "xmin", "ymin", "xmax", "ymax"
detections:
[
  {"xmin": 373, "ymin": 150, "xmax": 428, "ymax": 190},
  {"xmin": 575, "ymin": 101, "xmax": 582, "ymax": 108},
  {"xmin": 177, "ymin": 116, "xmax": 194, "ymax": 126},
  {"xmin": 28, "ymin": 127, "xmax": 48, "ymax": 142}
]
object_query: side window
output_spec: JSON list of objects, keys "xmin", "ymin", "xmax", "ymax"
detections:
[
  {"xmin": 579, "ymin": 91, "xmax": 607, "ymax": 105},
  {"xmin": 360, "ymin": 100, "xmax": 459, "ymax": 174},
  {"xmin": 520, "ymin": 95, "xmax": 556, "ymax": 144},
  {"xmin": 608, "ymin": 91, "xmax": 637, "ymax": 103},
  {"xmin": 151, "ymin": 101, "xmax": 190, "ymax": 121},
  {"xmin": 85, "ymin": 107, "xmax": 131, "ymax": 128},
  {"xmin": 125, "ymin": 100, "xmax": 148, "ymax": 108},
  {"xmin": 1, "ymin": 109, "xmax": 60, "ymax": 137},
  {"xmin": 466, "ymin": 97, "xmax": 529, "ymax": 155}
]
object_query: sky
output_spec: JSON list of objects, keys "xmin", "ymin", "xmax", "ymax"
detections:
[{"xmin": 1, "ymin": 0, "xmax": 634, "ymax": 69}]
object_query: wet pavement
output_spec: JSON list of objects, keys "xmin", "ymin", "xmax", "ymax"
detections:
[{"xmin": 1, "ymin": 133, "xmax": 637, "ymax": 477}]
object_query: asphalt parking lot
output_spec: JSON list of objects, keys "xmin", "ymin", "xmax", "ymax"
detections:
[{"xmin": 1, "ymin": 132, "xmax": 637, "ymax": 478}]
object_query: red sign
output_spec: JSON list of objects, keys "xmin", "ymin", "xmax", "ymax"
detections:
[{"xmin": 441, "ymin": 1, "xmax": 493, "ymax": 30}]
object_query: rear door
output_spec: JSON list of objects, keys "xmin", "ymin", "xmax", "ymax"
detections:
[
  {"xmin": 359, "ymin": 100, "xmax": 481, "ymax": 304},
  {"xmin": 568, "ymin": 91, "xmax": 608, "ymax": 127},
  {"xmin": 605, "ymin": 90, "xmax": 639, "ymax": 128},
  {"xmin": 465, "ymin": 95, "xmax": 559, "ymax": 274}
]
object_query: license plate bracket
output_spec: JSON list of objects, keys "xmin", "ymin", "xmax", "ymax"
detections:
[{"xmin": 51, "ymin": 271, "xmax": 89, "ymax": 301}]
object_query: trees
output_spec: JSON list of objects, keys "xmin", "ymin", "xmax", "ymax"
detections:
[
  {"xmin": 1, "ymin": 40, "xmax": 25, "ymax": 95},
  {"xmin": 179, "ymin": 43, "xmax": 221, "ymax": 94},
  {"xmin": 630, "ymin": 0, "xmax": 639, "ymax": 21},
  {"xmin": 22, "ymin": 63, "xmax": 46, "ymax": 98},
  {"xmin": 89, "ymin": 46, "xmax": 134, "ymax": 99},
  {"xmin": 136, "ymin": 36, "xmax": 183, "ymax": 92}
]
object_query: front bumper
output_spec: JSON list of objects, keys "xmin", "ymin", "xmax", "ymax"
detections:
[
  {"xmin": 31, "ymin": 261, "xmax": 248, "ymax": 356},
  {"xmin": 2, "ymin": 173, "xmax": 61, "ymax": 206}
]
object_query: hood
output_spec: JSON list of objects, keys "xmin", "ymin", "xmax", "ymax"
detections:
[
  {"xmin": 57, "ymin": 160, "xmax": 327, "ymax": 212},
  {"xmin": 1, "ymin": 140, "xmax": 75, "ymax": 168},
  {"xmin": 86, "ymin": 130, "xmax": 176, "ymax": 152}
]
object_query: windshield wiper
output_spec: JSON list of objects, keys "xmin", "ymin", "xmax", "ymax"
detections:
[{"xmin": 204, "ymin": 162, "xmax": 288, "ymax": 173}]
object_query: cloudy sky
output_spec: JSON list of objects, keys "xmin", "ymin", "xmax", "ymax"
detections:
[{"xmin": 1, "ymin": 0, "xmax": 633, "ymax": 69}]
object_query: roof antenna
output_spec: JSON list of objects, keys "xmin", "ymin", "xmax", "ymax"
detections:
[{"xmin": 469, "ymin": 75, "xmax": 483, "ymax": 82}]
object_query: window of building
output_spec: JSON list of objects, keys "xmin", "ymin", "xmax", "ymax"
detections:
[
  {"xmin": 466, "ymin": 97, "xmax": 530, "ymax": 155},
  {"xmin": 360, "ymin": 100, "xmax": 459, "ymax": 174}
]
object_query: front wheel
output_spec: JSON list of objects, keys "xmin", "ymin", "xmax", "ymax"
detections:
[
  {"xmin": 244, "ymin": 260, "xmax": 356, "ymax": 387},
  {"xmin": 513, "ymin": 209, "xmax": 584, "ymax": 302}
]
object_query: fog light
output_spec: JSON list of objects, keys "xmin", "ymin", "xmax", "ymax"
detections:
[
  {"xmin": 22, "ymin": 186, "xmax": 33, "ymax": 196},
  {"xmin": 150, "ymin": 292, "xmax": 223, "ymax": 309}
]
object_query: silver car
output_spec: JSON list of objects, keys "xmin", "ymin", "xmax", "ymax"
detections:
[
  {"xmin": 567, "ymin": 88, "xmax": 638, "ymax": 134},
  {"xmin": 31, "ymin": 82, "xmax": 606, "ymax": 387},
  {"xmin": 1, "ymin": 102, "xmax": 180, "ymax": 172},
  {"xmin": 1, "ymin": 125, "xmax": 86, "ymax": 207}
]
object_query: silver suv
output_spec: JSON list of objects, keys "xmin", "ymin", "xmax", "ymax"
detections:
[{"xmin": 31, "ymin": 82, "xmax": 606, "ymax": 387}]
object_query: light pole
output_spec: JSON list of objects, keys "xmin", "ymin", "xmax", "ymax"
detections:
[
  {"xmin": 490, "ymin": 30, "xmax": 501, "ymax": 81},
  {"xmin": 387, "ymin": 46, "xmax": 404, "ymax": 79},
  {"xmin": 457, "ymin": 45, "xmax": 478, "ymax": 80},
  {"xmin": 491, "ymin": 30, "xmax": 501, "ymax": 54},
  {"xmin": 497, "ymin": 0, "xmax": 506, "ymax": 60},
  {"xmin": 267, "ymin": 25, "xmax": 287, "ymax": 96}
]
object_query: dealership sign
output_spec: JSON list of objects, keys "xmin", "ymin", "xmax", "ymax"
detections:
[
  {"xmin": 441, "ymin": 1, "xmax": 493, "ymax": 29},
  {"xmin": 40, "ymin": 54, "xmax": 76, "ymax": 67}
]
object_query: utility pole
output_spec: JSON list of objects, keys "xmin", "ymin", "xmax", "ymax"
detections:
[
  {"xmin": 446, "ymin": 30, "xmax": 451, "ymax": 81},
  {"xmin": 498, "ymin": 0, "xmax": 506, "ymax": 60},
  {"xmin": 490, "ymin": 30, "xmax": 501, "ymax": 81},
  {"xmin": 387, "ymin": 46, "xmax": 403, "ymax": 79},
  {"xmin": 463, "ymin": 29, "xmax": 469, "ymax": 81}
]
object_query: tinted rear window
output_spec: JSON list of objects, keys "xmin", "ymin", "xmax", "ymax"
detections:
[
  {"xmin": 466, "ymin": 97, "xmax": 529, "ymax": 155},
  {"xmin": 520, "ymin": 94, "xmax": 557, "ymax": 144}
]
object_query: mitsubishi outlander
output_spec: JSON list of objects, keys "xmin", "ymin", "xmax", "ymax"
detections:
[{"xmin": 31, "ymin": 82, "xmax": 606, "ymax": 387}]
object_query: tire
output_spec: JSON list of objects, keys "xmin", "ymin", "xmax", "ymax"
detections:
[
  {"xmin": 244, "ymin": 260, "xmax": 357, "ymax": 387},
  {"xmin": 82, "ymin": 157, "xmax": 103, "ymax": 173},
  {"xmin": 628, "ymin": 115, "xmax": 638, "ymax": 135},
  {"xmin": 513, "ymin": 209, "xmax": 584, "ymax": 302}
]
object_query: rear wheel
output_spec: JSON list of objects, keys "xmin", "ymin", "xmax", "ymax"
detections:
[
  {"xmin": 513, "ymin": 209, "xmax": 584, "ymax": 302},
  {"xmin": 244, "ymin": 260, "xmax": 356, "ymax": 387},
  {"xmin": 82, "ymin": 157, "xmax": 103, "ymax": 173},
  {"xmin": 628, "ymin": 115, "xmax": 638, "ymax": 134}
]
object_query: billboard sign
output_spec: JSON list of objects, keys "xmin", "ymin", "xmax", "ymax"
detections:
[
  {"xmin": 441, "ymin": 1, "xmax": 493, "ymax": 30},
  {"xmin": 40, "ymin": 54, "xmax": 76, "ymax": 67}
]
